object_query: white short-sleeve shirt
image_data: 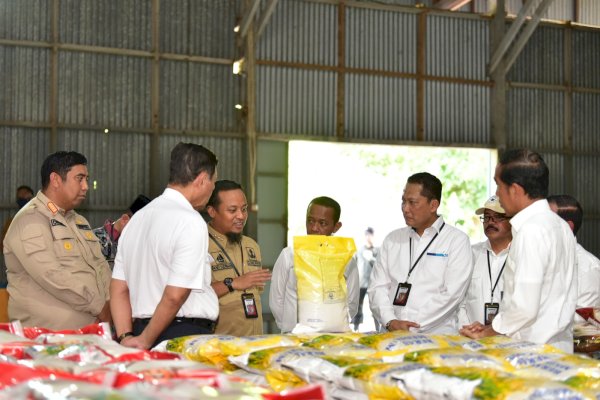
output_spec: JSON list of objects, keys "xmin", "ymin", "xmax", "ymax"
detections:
[{"xmin": 113, "ymin": 188, "xmax": 218, "ymax": 320}]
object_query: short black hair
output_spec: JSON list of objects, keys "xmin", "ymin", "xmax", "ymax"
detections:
[
  {"xmin": 16, "ymin": 185, "xmax": 34, "ymax": 196},
  {"xmin": 407, "ymin": 172, "xmax": 442, "ymax": 202},
  {"xmin": 307, "ymin": 196, "xmax": 341, "ymax": 223},
  {"xmin": 41, "ymin": 151, "xmax": 87, "ymax": 190},
  {"xmin": 207, "ymin": 180, "xmax": 243, "ymax": 209},
  {"xmin": 129, "ymin": 194, "xmax": 151, "ymax": 215},
  {"xmin": 169, "ymin": 142, "xmax": 218, "ymax": 185},
  {"xmin": 547, "ymin": 194, "xmax": 583, "ymax": 235},
  {"xmin": 498, "ymin": 149, "xmax": 549, "ymax": 199}
]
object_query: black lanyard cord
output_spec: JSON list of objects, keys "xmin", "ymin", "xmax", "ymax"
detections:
[
  {"xmin": 209, "ymin": 233, "xmax": 243, "ymax": 277},
  {"xmin": 487, "ymin": 250, "xmax": 507, "ymax": 301},
  {"xmin": 406, "ymin": 222, "xmax": 445, "ymax": 281}
]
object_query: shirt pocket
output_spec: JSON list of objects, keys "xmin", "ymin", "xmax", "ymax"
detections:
[
  {"xmin": 21, "ymin": 225, "xmax": 47, "ymax": 255},
  {"xmin": 51, "ymin": 226, "xmax": 81, "ymax": 258},
  {"xmin": 82, "ymin": 230, "xmax": 106, "ymax": 261}
]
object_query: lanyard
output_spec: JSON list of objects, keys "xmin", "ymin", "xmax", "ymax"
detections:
[
  {"xmin": 406, "ymin": 223, "xmax": 445, "ymax": 282},
  {"xmin": 209, "ymin": 233, "xmax": 243, "ymax": 277},
  {"xmin": 487, "ymin": 250, "xmax": 507, "ymax": 301}
]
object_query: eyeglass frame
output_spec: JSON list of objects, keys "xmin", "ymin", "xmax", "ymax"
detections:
[{"xmin": 479, "ymin": 215, "xmax": 510, "ymax": 223}]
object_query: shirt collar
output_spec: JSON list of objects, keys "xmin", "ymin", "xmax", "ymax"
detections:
[
  {"xmin": 410, "ymin": 215, "xmax": 445, "ymax": 238},
  {"xmin": 509, "ymin": 198, "xmax": 549, "ymax": 233},
  {"xmin": 208, "ymin": 224, "xmax": 227, "ymax": 243},
  {"xmin": 484, "ymin": 239, "xmax": 511, "ymax": 256},
  {"xmin": 162, "ymin": 187, "xmax": 194, "ymax": 211},
  {"xmin": 36, "ymin": 191, "xmax": 68, "ymax": 217}
]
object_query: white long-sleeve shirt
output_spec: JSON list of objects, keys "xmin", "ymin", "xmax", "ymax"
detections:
[
  {"xmin": 368, "ymin": 216, "xmax": 473, "ymax": 334},
  {"xmin": 574, "ymin": 242, "xmax": 600, "ymax": 321},
  {"xmin": 492, "ymin": 199, "xmax": 577, "ymax": 353},
  {"xmin": 269, "ymin": 246, "xmax": 359, "ymax": 333},
  {"xmin": 458, "ymin": 241, "xmax": 509, "ymax": 327}
]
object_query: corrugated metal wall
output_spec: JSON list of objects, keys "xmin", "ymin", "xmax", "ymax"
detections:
[
  {"xmin": 2, "ymin": 0, "xmax": 600, "ymax": 257},
  {"xmin": 504, "ymin": 19, "xmax": 600, "ymax": 254},
  {"xmin": 0, "ymin": 0, "xmax": 243, "ymax": 229}
]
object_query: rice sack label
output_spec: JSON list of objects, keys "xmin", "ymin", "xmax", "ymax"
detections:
[{"xmin": 293, "ymin": 235, "xmax": 356, "ymax": 333}]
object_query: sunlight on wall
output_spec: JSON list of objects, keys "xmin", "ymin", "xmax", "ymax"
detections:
[{"xmin": 288, "ymin": 141, "xmax": 498, "ymax": 248}]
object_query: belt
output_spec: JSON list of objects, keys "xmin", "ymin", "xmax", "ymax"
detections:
[{"xmin": 135, "ymin": 317, "xmax": 216, "ymax": 332}]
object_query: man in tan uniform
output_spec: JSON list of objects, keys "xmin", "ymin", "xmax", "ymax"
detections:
[
  {"xmin": 3, "ymin": 151, "xmax": 111, "ymax": 329},
  {"xmin": 206, "ymin": 180, "xmax": 271, "ymax": 336}
]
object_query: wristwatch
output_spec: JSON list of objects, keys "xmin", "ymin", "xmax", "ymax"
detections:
[
  {"xmin": 223, "ymin": 277, "xmax": 235, "ymax": 293},
  {"xmin": 385, "ymin": 320, "xmax": 394, "ymax": 331}
]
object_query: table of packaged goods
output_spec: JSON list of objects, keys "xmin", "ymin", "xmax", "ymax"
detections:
[{"xmin": 1, "ymin": 318, "xmax": 600, "ymax": 399}]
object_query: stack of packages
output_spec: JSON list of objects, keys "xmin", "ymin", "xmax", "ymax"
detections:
[
  {"xmin": 0, "ymin": 321, "xmax": 323, "ymax": 399},
  {"xmin": 167, "ymin": 330, "xmax": 600, "ymax": 400}
]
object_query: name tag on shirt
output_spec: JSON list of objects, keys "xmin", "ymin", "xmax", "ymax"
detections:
[
  {"xmin": 484, "ymin": 302, "xmax": 500, "ymax": 325},
  {"xmin": 393, "ymin": 282, "xmax": 411, "ymax": 306},
  {"xmin": 426, "ymin": 252, "xmax": 448, "ymax": 257}
]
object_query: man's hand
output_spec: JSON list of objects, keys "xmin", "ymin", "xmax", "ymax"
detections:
[
  {"xmin": 233, "ymin": 269, "xmax": 272, "ymax": 291},
  {"xmin": 387, "ymin": 319, "xmax": 420, "ymax": 331},
  {"xmin": 459, "ymin": 321, "xmax": 498, "ymax": 339},
  {"xmin": 119, "ymin": 334, "xmax": 152, "ymax": 350}
]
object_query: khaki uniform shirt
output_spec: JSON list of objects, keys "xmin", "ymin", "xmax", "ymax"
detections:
[
  {"xmin": 208, "ymin": 225, "xmax": 263, "ymax": 336},
  {"xmin": 3, "ymin": 191, "xmax": 111, "ymax": 329}
]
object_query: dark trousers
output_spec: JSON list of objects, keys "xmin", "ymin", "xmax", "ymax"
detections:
[{"xmin": 133, "ymin": 317, "xmax": 216, "ymax": 348}]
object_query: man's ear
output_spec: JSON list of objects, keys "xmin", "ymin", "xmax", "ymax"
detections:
[
  {"xmin": 510, "ymin": 183, "xmax": 525, "ymax": 197},
  {"xmin": 207, "ymin": 205, "xmax": 217, "ymax": 219},
  {"xmin": 567, "ymin": 220, "xmax": 575, "ymax": 232},
  {"xmin": 333, "ymin": 221, "xmax": 342, "ymax": 234},
  {"xmin": 429, "ymin": 199, "xmax": 440, "ymax": 213},
  {"xmin": 49, "ymin": 172, "xmax": 62, "ymax": 188}
]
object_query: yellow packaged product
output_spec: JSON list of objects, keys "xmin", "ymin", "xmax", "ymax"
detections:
[
  {"xmin": 358, "ymin": 331, "xmax": 448, "ymax": 362},
  {"xmin": 512, "ymin": 355, "xmax": 600, "ymax": 381},
  {"xmin": 165, "ymin": 334, "xmax": 238, "ymax": 371},
  {"xmin": 283, "ymin": 354, "xmax": 380, "ymax": 385},
  {"xmin": 429, "ymin": 366, "xmax": 524, "ymax": 399},
  {"xmin": 429, "ymin": 366, "xmax": 598, "ymax": 400},
  {"xmin": 403, "ymin": 347, "xmax": 514, "ymax": 372},
  {"xmin": 218, "ymin": 334, "xmax": 302, "ymax": 357},
  {"xmin": 340, "ymin": 362, "xmax": 428, "ymax": 399},
  {"xmin": 481, "ymin": 348, "xmax": 564, "ymax": 369},
  {"xmin": 229, "ymin": 345, "xmax": 326, "ymax": 391},
  {"xmin": 471, "ymin": 336, "xmax": 557, "ymax": 353},
  {"xmin": 302, "ymin": 333, "xmax": 376, "ymax": 357},
  {"xmin": 293, "ymin": 235, "xmax": 356, "ymax": 333}
]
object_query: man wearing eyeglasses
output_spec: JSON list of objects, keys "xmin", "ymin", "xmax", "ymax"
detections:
[{"xmin": 458, "ymin": 195, "xmax": 512, "ymax": 328}]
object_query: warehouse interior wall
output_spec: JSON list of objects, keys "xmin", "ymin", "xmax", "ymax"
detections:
[{"xmin": 1, "ymin": 0, "xmax": 600, "ymax": 271}]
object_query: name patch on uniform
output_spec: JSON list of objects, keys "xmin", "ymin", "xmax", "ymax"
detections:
[
  {"xmin": 247, "ymin": 260, "xmax": 262, "ymax": 267},
  {"xmin": 50, "ymin": 219, "xmax": 66, "ymax": 227},
  {"xmin": 76, "ymin": 224, "xmax": 91, "ymax": 230},
  {"xmin": 212, "ymin": 263, "xmax": 232, "ymax": 271},
  {"xmin": 246, "ymin": 247, "xmax": 257, "ymax": 259}
]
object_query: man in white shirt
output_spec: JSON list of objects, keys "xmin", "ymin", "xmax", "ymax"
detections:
[
  {"xmin": 269, "ymin": 196, "xmax": 359, "ymax": 333},
  {"xmin": 110, "ymin": 142, "xmax": 219, "ymax": 349},
  {"xmin": 368, "ymin": 172, "xmax": 473, "ymax": 334},
  {"xmin": 548, "ymin": 194, "xmax": 600, "ymax": 318},
  {"xmin": 461, "ymin": 149, "xmax": 577, "ymax": 353},
  {"xmin": 458, "ymin": 195, "xmax": 512, "ymax": 327}
]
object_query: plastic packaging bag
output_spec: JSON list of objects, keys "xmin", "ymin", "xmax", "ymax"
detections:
[{"xmin": 293, "ymin": 235, "xmax": 356, "ymax": 333}]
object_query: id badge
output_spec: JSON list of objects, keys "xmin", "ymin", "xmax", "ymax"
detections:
[
  {"xmin": 393, "ymin": 282, "xmax": 412, "ymax": 306},
  {"xmin": 484, "ymin": 302, "xmax": 500, "ymax": 325},
  {"xmin": 242, "ymin": 293, "xmax": 259, "ymax": 319}
]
